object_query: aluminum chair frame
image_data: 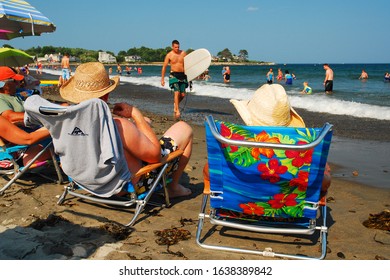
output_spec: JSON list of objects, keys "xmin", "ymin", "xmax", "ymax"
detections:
[
  {"xmin": 196, "ymin": 115, "xmax": 333, "ymax": 260},
  {"xmin": 0, "ymin": 137, "xmax": 64, "ymax": 195},
  {"xmin": 57, "ymin": 149, "xmax": 183, "ymax": 227}
]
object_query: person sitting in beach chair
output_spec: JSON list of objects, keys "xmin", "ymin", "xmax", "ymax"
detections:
[
  {"xmin": 204, "ymin": 84, "xmax": 331, "ymax": 193},
  {"xmin": 0, "ymin": 66, "xmax": 27, "ymax": 123},
  {"xmin": 198, "ymin": 84, "xmax": 333, "ymax": 259},
  {"xmin": 24, "ymin": 62, "xmax": 193, "ymax": 200},
  {"xmin": 0, "ymin": 115, "xmax": 51, "ymax": 166}
]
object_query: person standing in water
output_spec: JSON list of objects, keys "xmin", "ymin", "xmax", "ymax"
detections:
[
  {"xmin": 323, "ymin": 64, "xmax": 334, "ymax": 94},
  {"xmin": 266, "ymin": 68, "xmax": 274, "ymax": 84}
]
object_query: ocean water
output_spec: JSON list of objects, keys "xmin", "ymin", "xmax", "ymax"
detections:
[{"xmin": 41, "ymin": 63, "xmax": 390, "ymax": 121}]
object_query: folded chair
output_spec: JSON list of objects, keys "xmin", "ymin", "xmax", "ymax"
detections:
[
  {"xmin": 196, "ymin": 115, "xmax": 333, "ymax": 260},
  {"xmin": 23, "ymin": 95, "xmax": 183, "ymax": 227},
  {"xmin": 0, "ymin": 136, "xmax": 64, "ymax": 195}
]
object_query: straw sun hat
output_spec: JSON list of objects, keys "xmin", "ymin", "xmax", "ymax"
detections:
[
  {"xmin": 230, "ymin": 84, "xmax": 305, "ymax": 127},
  {"xmin": 60, "ymin": 62, "xmax": 119, "ymax": 103}
]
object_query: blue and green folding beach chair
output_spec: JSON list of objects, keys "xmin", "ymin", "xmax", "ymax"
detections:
[
  {"xmin": 196, "ymin": 115, "xmax": 333, "ymax": 260},
  {"xmin": 0, "ymin": 136, "xmax": 64, "ymax": 195}
]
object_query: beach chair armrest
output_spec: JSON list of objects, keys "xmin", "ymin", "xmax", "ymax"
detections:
[{"xmin": 131, "ymin": 149, "xmax": 183, "ymax": 179}]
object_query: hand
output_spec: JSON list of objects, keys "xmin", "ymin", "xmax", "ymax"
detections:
[
  {"xmin": 161, "ymin": 78, "xmax": 165, "ymax": 87},
  {"xmin": 113, "ymin": 103, "xmax": 134, "ymax": 118}
]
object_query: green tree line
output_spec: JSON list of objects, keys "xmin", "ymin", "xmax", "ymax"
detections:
[{"xmin": 3, "ymin": 44, "xmax": 253, "ymax": 63}]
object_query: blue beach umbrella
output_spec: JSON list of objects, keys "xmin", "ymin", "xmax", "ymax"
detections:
[{"xmin": 0, "ymin": 0, "xmax": 56, "ymax": 40}]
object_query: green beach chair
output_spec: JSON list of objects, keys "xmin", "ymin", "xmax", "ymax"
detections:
[{"xmin": 196, "ymin": 115, "xmax": 333, "ymax": 260}]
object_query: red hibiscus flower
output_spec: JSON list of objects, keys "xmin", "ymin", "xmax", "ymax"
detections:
[
  {"xmin": 239, "ymin": 202, "xmax": 265, "ymax": 216},
  {"xmin": 220, "ymin": 123, "xmax": 245, "ymax": 152},
  {"xmin": 268, "ymin": 193, "xmax": 298, "ymax": 209},
  {"xmin": 251, "ymin": 131, "xmax": 280, "ymax": 159},
  {"xmin": 257, "ymin": 158, "xmax": 288, "ymax": 183},
  {"xmin": 285, "ymin": 141, "xmax": 313, "ymax": 167},
  {"xmin": 289, "ymin": 171, "xmax": 309, "ymax": 191}
]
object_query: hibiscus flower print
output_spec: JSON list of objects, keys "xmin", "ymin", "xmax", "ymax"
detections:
[
  {"xmin": 251, "ymin": 131, "xmax": 280, "ymax": 159},
  {"xmin": 220, "ymin": 123, "xmax": 245, "ymax": 152},
  {"xmin": 239, "ymin": 202, "xmax": 265, "ymax": 216},
  {"xmin": 257, "ymin": 158, "xmax": 288, "ymax": 183},
  {"xmin": 268, "ymin": 193, "xmax": 298, "ymax": 209},
  {"xmin": 289, "ymin": 170, "xmax": 309, "ymax": 191},
  {"xmin": 285, "ymin": 141, "xmax": 313, "ymax": 167}
]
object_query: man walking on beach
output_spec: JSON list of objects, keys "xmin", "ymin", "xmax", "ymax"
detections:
[
  {"xmin": 161, "ymin": 40, "xmax": 188, "ymax": 120},
  {"xmin": 323, "ymin": 64, "xmax": 334, "ymax": 94}
]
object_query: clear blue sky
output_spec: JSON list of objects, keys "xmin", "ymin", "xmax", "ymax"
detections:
[{"xmin": 6, "ymin": 0, "xmax": 390, "ymax": 64}]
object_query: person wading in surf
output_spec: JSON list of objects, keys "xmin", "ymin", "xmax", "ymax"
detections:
[{"xmin": 161, "ymin": 40, "xmax": 188, "ymax": 120}]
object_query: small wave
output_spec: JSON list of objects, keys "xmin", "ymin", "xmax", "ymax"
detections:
[
  {"xmin": 39, "ymin": 70, "xmax": 390, "ymax": 121},
  {"xmin": 289, "ymin": 95, "xmax": 390, "ymax": 121}
]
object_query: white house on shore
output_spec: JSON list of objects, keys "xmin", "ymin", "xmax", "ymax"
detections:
[
  {"xmin": 125, "ymin": 55, "xmax": 142, "ymax": 62},
  {"xmin": 98, "ymin": 52, "xmax": 117, "ymax": 63}
]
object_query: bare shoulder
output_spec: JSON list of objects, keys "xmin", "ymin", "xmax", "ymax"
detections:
[{"xmin": 166, "ymin": 50, "xmax": 175, "ymax": 59}]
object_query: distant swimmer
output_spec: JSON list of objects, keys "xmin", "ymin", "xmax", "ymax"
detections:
[
  {"xmin": 384, "ymin": 72, "xmax": 390, "ymax": 82},
  {"xmin": 223, "ymin": 66, "xmax": 231, "ymax": 83},
  {"xmin": 284, "ymin": 70, "xmax": 293, "ymax": 85},
  {"xmin": 266, "ymin": 68, "xmax": 274, "ymax": 84},
  {"xmin": 117, "ymin": 63, "xmax": 122, "ymax": 75},
  {"xmin": 358, "ymin": 69, "xmax": 368, "ymax": 80},
  {"xmin": 301, "ymin": 81, "xmax": 312, "ymax": 94},
  {"xmin": 277, "ymin": 68, "xmax": 283, "ymax": 81}
]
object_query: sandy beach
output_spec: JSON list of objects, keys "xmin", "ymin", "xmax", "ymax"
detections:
[{"xmin": 0, "ymin": 72, "xmax": 389, "ymax": 261}]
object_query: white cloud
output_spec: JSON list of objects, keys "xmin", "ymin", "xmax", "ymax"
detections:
[{"xmin": 247, "ymin": 6, "xmax": 259, "ymax": 12}]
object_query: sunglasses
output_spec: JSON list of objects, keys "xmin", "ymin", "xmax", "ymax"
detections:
[{"xmin": 1, "ymin": 78, "xmax": 18, "ymax": 83}]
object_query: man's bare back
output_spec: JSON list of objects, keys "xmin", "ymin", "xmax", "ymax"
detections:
[
  {"xmin": 61, "ymin": 55, "xmax": 70, "ymax": 69},
  {"xmin": 325, "ymin": 68, "xmax": 334, "ymax": 81}
]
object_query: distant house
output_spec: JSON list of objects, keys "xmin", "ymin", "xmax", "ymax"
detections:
[
  {"xmin": 98, "ymin": 52, "xmax": 117, "ymax": 63},
  {"xmin": 125, "ymin": 55, "xmax": 142, "ymax": 62},
  {"xmin": 42, "ymin": 53, "xmax": 79, "ymax": 63},
  {"xmin": 45, "ymin": 53, "xmax": 61, "ymax": 62}
]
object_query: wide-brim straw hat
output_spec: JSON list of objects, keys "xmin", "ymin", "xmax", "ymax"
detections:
[
  {"xmin": 60, "ymin": 62, "xmax": 119, "ymax": 103},
  {"xmin": 230, "ymin": 84, "xmax": 305, "ymax": 127}
]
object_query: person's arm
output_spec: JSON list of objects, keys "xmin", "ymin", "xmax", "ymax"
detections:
[
  {"xmin": 0, "ymin": 116, "xmax": 49, "ymax": 145},
  {"xmin": 1, "ymin": 110, "xmax": 25, "ymax": 124},
  {"xmin": 161, "ymin": 54, "xmax": 170, "ymax": 87},
  {"xmin": 113, "ymin": 103, "xmax": 161, "ymax": 163}
]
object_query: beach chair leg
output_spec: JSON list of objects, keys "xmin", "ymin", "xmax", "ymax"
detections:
[
  {"xmin": 318, "ymin": 204, "xmax": 328, "ymax": 260},
  {"xmin": 57, "ymin": 185, "xmax": 70, "ymax": 205},
  {"xmin": 195, "ymin": 193, "xmax": 209, "ymax": 246},
  {"xmin": 161, "ymin": 174, "xmax": 171, "ymax": 207},
  {"xmin": 125, "ymin": 200, "xmax": 146, "ymax": 227},
  {"xmin": 49, "ymin": 146, "xmax": 64, "ymax": 184},
  {"xmin": 0, "ymin": 173, "xmax": 20, "ymax": 195},
  {"xmin": 0, "ymin": 142, "xmax": 52, "ymax": 194}
]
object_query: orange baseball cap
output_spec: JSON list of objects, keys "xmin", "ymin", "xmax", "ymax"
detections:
[{"xmin": 0, "ymin": 66, "xmax": 24, "ymax": 81}]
